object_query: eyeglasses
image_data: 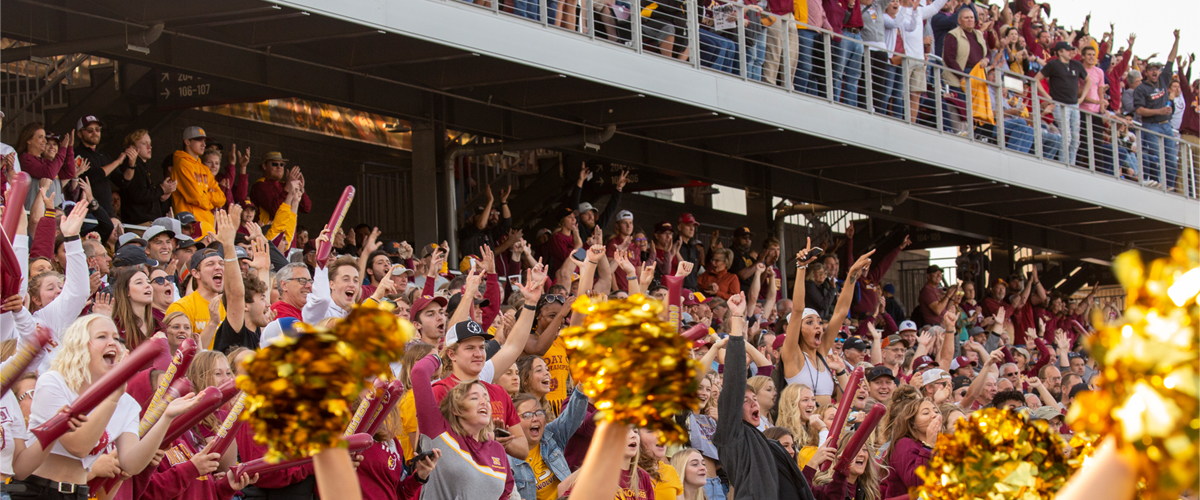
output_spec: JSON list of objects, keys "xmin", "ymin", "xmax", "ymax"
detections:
[
  {"xmin": 16, "ymin": 389, "xmax": 34, "ymax": 402},
  {"xmin": 633, "ymin": 238, "xmax": 647, "ymax": 243},
  {"xmin": 81, "ymin": 127, "xmax": 101, "ymax": 134},
  {"xmin": 286, "ymin": 278, "xmax": 314, "ymax": 286},
  {"xmin": 151, "ymin": 277, "xmax": 172, "ymax": 285},
  {"xmin": 268, "ymin": 162, "xmax": 285, "ymax": 167},
  {"xmin": 519, "ymin": 410, "xmax": 548, "ymax": 420}
]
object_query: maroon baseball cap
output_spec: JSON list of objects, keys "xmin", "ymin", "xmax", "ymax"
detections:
[
  {"xmin": 678, "ymin": 213, "xmax": 698, "ymax": 226},
  {"xmin": 914, "ymin": 355, "xmax": 936, "ymax": 371},
  {"xmin": 951, "ymin": 355, "xmax": 976, "ymax": 370},
  {"xmin": 653, "ymin": 221, "xmax": 674, "ymax": 234},
  {"xmin": 409, "ymin": 294, "xmax": 448, "ymax": 321}
]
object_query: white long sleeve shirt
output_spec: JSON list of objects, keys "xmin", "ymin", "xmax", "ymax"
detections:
[
  {"xmin": 32, "ymin": 239, "xmax": 89, "ymax": 373},
  {"xmin": 898, "ymin": 0, "xmax": 949, "ymax": 60}
]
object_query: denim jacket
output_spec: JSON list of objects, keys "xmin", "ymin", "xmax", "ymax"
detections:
[{"xmin": 509, "ymin": 388, "xmax": 589, "ymax": 500}]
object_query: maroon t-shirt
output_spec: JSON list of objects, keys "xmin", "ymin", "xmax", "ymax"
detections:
[
  {"xmin": 357, "ymin": 437, "xmax": 423, "ymax": 500},
  {"xmin": 432, "ymin": 375, "xmax": 521, "ymax": 429},
  {"xmin": 918, "ymin": 284, "xmax": 941, "ymax": 326},
  {"xmin": 1010, "ymin": 302, "xmax": 1036, "ymax": 346},
  {"xmin": 606, "ymin": 236, "xmax": 642, "ymax": 293}
]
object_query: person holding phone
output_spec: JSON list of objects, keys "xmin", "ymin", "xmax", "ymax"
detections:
[
  {"xmin": 411, "ymin": 350, "xmax": 515, "ymax": 500},
  {"xmin": 354, "ymin": 393, "xmax": 441, "ymax": 500}
]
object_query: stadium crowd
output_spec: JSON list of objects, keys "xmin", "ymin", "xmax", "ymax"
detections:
[
  {"xmin": 494, "ymin": 0, "xmax": 1200, "ymax": 191},
  {"xmin": 0, "ymin": 109, "xmax": 1124, "ymax": 500}
]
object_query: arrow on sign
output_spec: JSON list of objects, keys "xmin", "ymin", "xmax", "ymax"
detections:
[
  {"xmin": 161, "ymin": 88, "xmax": 170, "ymax": 99},
  {"xmin": 161, "ymin": 73, "xmax": 170, "ymax": 82}
]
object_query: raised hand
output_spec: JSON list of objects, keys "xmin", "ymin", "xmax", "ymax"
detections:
[
  {"xmin": 250, "ymin": 237, "xmax": 271, "ymax": 271},
  {"xmin": 847, "ymin": 249, "xmax": 877, "ymax": 280},
  {"xmin": 215, "ymin": 208, "xmax": 238, "ymax": 247},
  {"xmin": 518, "ymin": 267, "xmax": 547, "ymax": 303},
  {"xmin": 92, "ymin": 292, "xmax": 114, "ymax": 317},
  {"xmin": 614, "ymin": 169, "xmax": 629, "ymax": 191},
  {"xmin": 363, "ymin": 228, "xmax": 382, "ymax": 255},
  {"xmin": 675, "ymin": 261, "xmax": 694, "ymax": 277},
  {"xmin": 208, "ymin": 294, "xmax": 223, "ymax": 324},
  {"xmin": 164, "ymin": 392, "xmax": 202, "ymax": 419},
  {"xmin": 727, "ymin": 292, "xmax": 746, "ymax": 317},
  {"xmin": 499, "ymin": 184, "xmax": 511, "ymax": 203},
  {"xmin": 613, "ymin": 250, "xmax": 636, "ymax": 276},
  {"xmin": 60, "ymin": 201, "xmax": 90, "ymax": 237},
  {"xmin": 161, "ymin": 176, "xmax": 177, "ymax": 195},
  {"xmin": 916, "ymin": 331, "xmax": 935, "ymax": 348}
]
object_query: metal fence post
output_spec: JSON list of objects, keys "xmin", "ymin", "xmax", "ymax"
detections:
[
  {"xmin": 823, "ymin": 31, "xmax": 835, "ymax": 103},
  {"xmin": 1085, "ymin": 111, "xmax": 1096, "ymax": 173},
  {"xmin": 632, "ymin": 0, "xmax": 642, "ymax": 53},
  {"xmin": 934, "ymin": 67, "xmax": 944, "ymax": 133},
  {"xmin": 689, "ymin": 0, "xmax": 701, "ymax": 68},
  {"xmin": 737, "ymin": 4, "xmax": 748, "ymax": 80},
  {"xmin": 963, "ymin": 73, "xmax": 973, "ymax": 139},
  {"xmin": 994, "ymin": 77, "xmax": 1005, "ymax": 152},
  {"xmin": 1110, "ymin": 119, "xmax": 1121, "ymax": 178},
  {"xmin": 864, "ymin": 45, "xmax": 874, "ymax": 114},
  {"xmin": 1031, "ymin": 89, "xmax": 1042, "ymax": 159}
]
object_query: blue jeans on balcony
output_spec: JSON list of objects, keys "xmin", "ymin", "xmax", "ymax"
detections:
[
  {"xmin": 748, "ymin": 30, "xmax": 767, "ymax": 81},
  {"xmin": 834, "ymin": 31, "xmax": 864, "ymax": 107},
  {"xmin": 513, "ymin": 0, "xmax": 540, "ymax": 19},
  {"xmin": 700, "ymin": 28, "xmax": 737, "ymax": 74},
  {"xmin": 795, "ymin": 29, "xmax": 820, "ymax": 96},
  {"xmin": 1141, "ymin": 122, "xmax": 1178, "ymax": 187},
  {"xmin": 1003, "ymin": 118, "xmax": 1035, "ymax": 154},
  {"xmin": 1042, "ymin": 125, "xmax": 1062, "ymax": 161}
]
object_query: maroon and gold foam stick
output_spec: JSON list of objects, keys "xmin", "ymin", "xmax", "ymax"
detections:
[
  {"xmin": 158, "ymin": 386, "xmax": 223, "ymax": 449},
  {"xmin": 364, "ymin": 380, "xmax": 405, "ymax": 436},
  {"xmin": 349, "ymin": 378, "xmax": 388, "ymax": 435},
  {"xmin": 205, "ymin": 393, "xmax": 248, "ymax": 457},
  {"xmin": 664, "ymin": 275, "xmax": 683, "ymax": 334},
  {"xmin": 832, "ymin": 404, "xmax": 887, "ymax": 474},
  {"xmin": 2, "ymin": 172, "xmax": 29, "ymax": 242},
  {"xmin": 818, "ymin": 365, "xmax": 865, "ymax": 471},
  {"xmin": 139, "ymin": 339, "xmax": 198, "ymax": 435},
  {"xmin": 233, "ymin": 433, "xmax": 374, "ymax": 477},
  {"xmin": 315, "ymin": 186, "xmax": 355, "ymax": 268},
  {"xmin": 0, "ymin": 325, "xmax": 53, "ymax": 396},
  {"xmin": 31, "ymin": 337, "xmax": 167, "ymax": 444}
]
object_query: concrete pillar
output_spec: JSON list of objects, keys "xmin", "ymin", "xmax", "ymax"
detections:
[{"xmin": 410, "ymin": 122, "xmax": 443, "ymax": 246}]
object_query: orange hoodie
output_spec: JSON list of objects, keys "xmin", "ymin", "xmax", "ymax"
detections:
[{"xmin": 171, "ymin": 150, "xmax": 226, "ymax": 237}]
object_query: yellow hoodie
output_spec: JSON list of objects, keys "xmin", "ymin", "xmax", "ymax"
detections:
[{"xmin": 171, "ymin": 150, "xmax": 226, "ymax": 237}]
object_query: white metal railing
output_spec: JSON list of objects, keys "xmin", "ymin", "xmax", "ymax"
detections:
[{"xmin": 438, "ymin": 0, "xmax": 1198, "ymax": 199}]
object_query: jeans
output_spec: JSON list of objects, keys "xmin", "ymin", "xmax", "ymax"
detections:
[
  {"xmin": 1052, "ymin": 104, "xmax": 1081, "ymax": 166},
  {"xmin": 1141, "ymin": 121, "xmax": 1179, "ymax": 187},
  {"xmin": 795, "ymin": 29, "xmax": 820, "ymax": 96},
  {"xmin": 1042, "ymin": 125, "xmax": 1063, "ymax": 160},
  {"xmin": 703, "ymin": 477, "xmax": 728, "ymax": 500},
  {"xmin": 1003, "ymin": 118, "xmax": 1035, "ymax": 154},
  {"xmin": 748, "ymin": 30, "xmax": 767, "ymax": 81},
  {"xmin": 699, "ymin": 28, "xmax": 737, "ymax": 74},
  {"xmin": 513, "ymin": 0, "xmax": 540, "ymax": 20},
  {"xmin": 834, "ymin": 32, "xmax": 865, "ymax": 107},
  {"xmin": 884, "ymin": 59, "xmax": 904, "ymax": 117}
]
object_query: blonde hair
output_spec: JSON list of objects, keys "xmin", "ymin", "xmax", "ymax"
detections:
[
  {"xmin": 163, "ymin": 311, "xmax": 191, "ymax": 332},
  {"xmin": 52, "ymin": 315, "xmax": 117, "ymax": 392},
  {"xmin": 747, "ymin": 375, "xmax": 775, "ymax": 423},
  {"xmin": 775, "ymin": 383, "xmax": 819, "ymax": 446},
  {"xmin": 186, "ymin": 350, "xmax": 229, "ymax": 432},
  {"xmin": 439, "ymin": 381, "xmax": 494, "ymax": 442},
  {"xmin": 669, "ymin": 448, "xmax": 707, "ymax": 500},
  {"xmin": 812, "ymin": 431, "xmax": 886, "ymax": 500},
  {"xmin": 0, "ymin": 339, "xmax": 16, "ymax": 362}
]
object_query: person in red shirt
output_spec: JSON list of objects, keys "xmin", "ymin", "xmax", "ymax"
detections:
[
  {"xmin": 605, "ymin": 210, "xmax": 640, "ymax": 293},
  {"xmin": 431, "ymin": 320, "xmax": 530, "ymax": 461},
  {"xmin": 270, "ymin": 263, "xmax": 312, "ymax": 320},
  {"xmin": 249, "ymin": 152, "xmax": 312, "ymax": 224},
  {"xmin": 542, "ymin": 206, "xmax": 581, "ymax": 274}
]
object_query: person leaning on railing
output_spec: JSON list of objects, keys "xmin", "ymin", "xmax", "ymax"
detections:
[{"xmin": 1131, "ymin": 29, "xmax": 1182, "ymax": 190}]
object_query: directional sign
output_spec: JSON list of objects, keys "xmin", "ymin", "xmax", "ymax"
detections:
[{"xmin": 156, "ymin": 71, "xmax": 281, "ymax": 109}]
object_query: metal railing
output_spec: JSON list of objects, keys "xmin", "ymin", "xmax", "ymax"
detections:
[
  {"xmin": 0, "ymin": 40, "xmax": 114, "ymax": 143},
  {"xmin": 438, "ymin": 0, "xmax": 1199, "ymax": 199}
]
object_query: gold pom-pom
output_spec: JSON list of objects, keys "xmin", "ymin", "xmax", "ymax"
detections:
[
  {"xmin": 1068, "ymin": 229, "xmax": 1199, "ymax": 499},
  {"xmin": 237, "ymin": 303, "xmax": 415, "ymax": 461},
  {"xmin": 560, "ymin": 294, "xmax": 699, "ymax": 444},
  {"xmin": 913, "ymin": 408, "xmax": 1076, "ymax": 500}
]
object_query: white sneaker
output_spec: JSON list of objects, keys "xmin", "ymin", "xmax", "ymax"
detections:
[{"xmin": 1142, "ymin": 179, "xmax": 1160, "ymax": 188}]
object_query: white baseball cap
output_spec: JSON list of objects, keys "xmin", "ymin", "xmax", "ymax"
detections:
[
  {"xmin": 616, "ymin": 210, "xmax": 634, "ymax": 221},
  {"xmin": 921, "ymin": 368, "xmax": 950, "ymax": 386},
  {"xmin": 898, "ymin": 320, "xmax": 918, "ymax": 332}
]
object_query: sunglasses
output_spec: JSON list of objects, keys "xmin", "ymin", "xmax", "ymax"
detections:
[
  {"xmin": 268, "ymin": 161, "xmax": 286, "ymax": 167},
  {"xmin": 541, "ymin": 294, "xmax": 567, "ymax": 305},
  {"xmin": 151, "ymin": 277, "xmax": 172, "ymax": 286},
  {"xmin": 633, "ymin": 238, "xmax": 647, "ymax": 243}
]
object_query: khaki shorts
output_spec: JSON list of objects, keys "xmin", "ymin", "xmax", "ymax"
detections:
[{"xmin": 904, "ymin": 59, "xmax": 927, "ymax": 93}]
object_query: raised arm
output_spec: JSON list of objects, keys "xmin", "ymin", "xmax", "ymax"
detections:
[
  {"xmin": 782, "ymin": 239, "xmax": 815, "ymax": 367},
  {"xmin": 961, "ymin": 349, "xmax": 1004, "ymax": 409},
  {"xmin": 713, "ymin": 293, "xmax": 748, "ymax": 444},
  {"xmin": 412, "ymin": 353, "xmax": 451, "ymax": 436},
  {"xmin": 216, "ymin": 207, "xmax": 246, "ymax": 331},
  {"xmin": 823, "ymin": 250, "xmax": 875, "ymax": 355},
  {"xmin": 525, "ymin": 293, "xmax": 572, "ymax": 356},
  {"xmin": 446, "ymin": 266, "xmax": 486, "ymax": 328},
  {"xmin": 488, "ymin": 267, "xmax": 546, "ymax": 382}
]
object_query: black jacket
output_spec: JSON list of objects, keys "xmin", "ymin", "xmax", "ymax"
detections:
[{"xmin": 116, "ymin": 157, "xmax": 168, "ymax": 224}]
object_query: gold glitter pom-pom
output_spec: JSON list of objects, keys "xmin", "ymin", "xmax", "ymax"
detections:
[
  {"xmin": 237, "ymin": 303, "xmax": 415, "ymax": 462},
  {"xmin": 1068, "ymin": 229, "xmax": 1199, "ymax": 499},
  {"xmin": 912, "ymin": 408, "xmax": 1076, "ymax": 500},
  {"xmin": 561, "ymin": 294, "xmax": 700, "ymax": 444}
]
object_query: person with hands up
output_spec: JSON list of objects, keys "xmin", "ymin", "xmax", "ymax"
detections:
[
  {"xmin": 28, "ymin": 202, "xmax": 93, "ymax": 374},
  {"xmin": 19, "ymin": 314, "xmax": 203, "ymax": 497},
  {"xmin": 461, "ymin": 183, "xmax": 513, "ymax": 257},
  {"xmin": 250, "ymin": 152, "xmax": 312, "ymax": 224},
  {"xmin": 211, "ymin": 206, "xmax": 272, "ymax": 352},
  {"xmin": 571, "ymin": 163, "xmax": 628, "ymax": 238},
  {"xmin": 714, "ymin": 292, "xmax": 818, "ymax": 500},
  {"xmin": 785, "ymin": 238, "xmax": 874, "ymax": 405},
  {"xmin": 114, "ymin": 129, "xmax": 173, "ymax": 225}
]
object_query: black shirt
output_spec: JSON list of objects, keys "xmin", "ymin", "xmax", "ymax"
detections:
[
  {"xmin": 214, "ymin": 319, "xmax": 261, "ymax": 354},
  {"xmin": 1040, "ymin": 59, "xmax": 1088, "ymax": 105},
  {"xmin": 115, "ymin": 158, "xmax": 168, "ymax": 224},
  {"xmin": 74, "ymin": 145, "xmax": 118, "ymax": 217},
  {"xmin": 1133, "ymin": 63, "xmax": 1175, "ymax": 125}
]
